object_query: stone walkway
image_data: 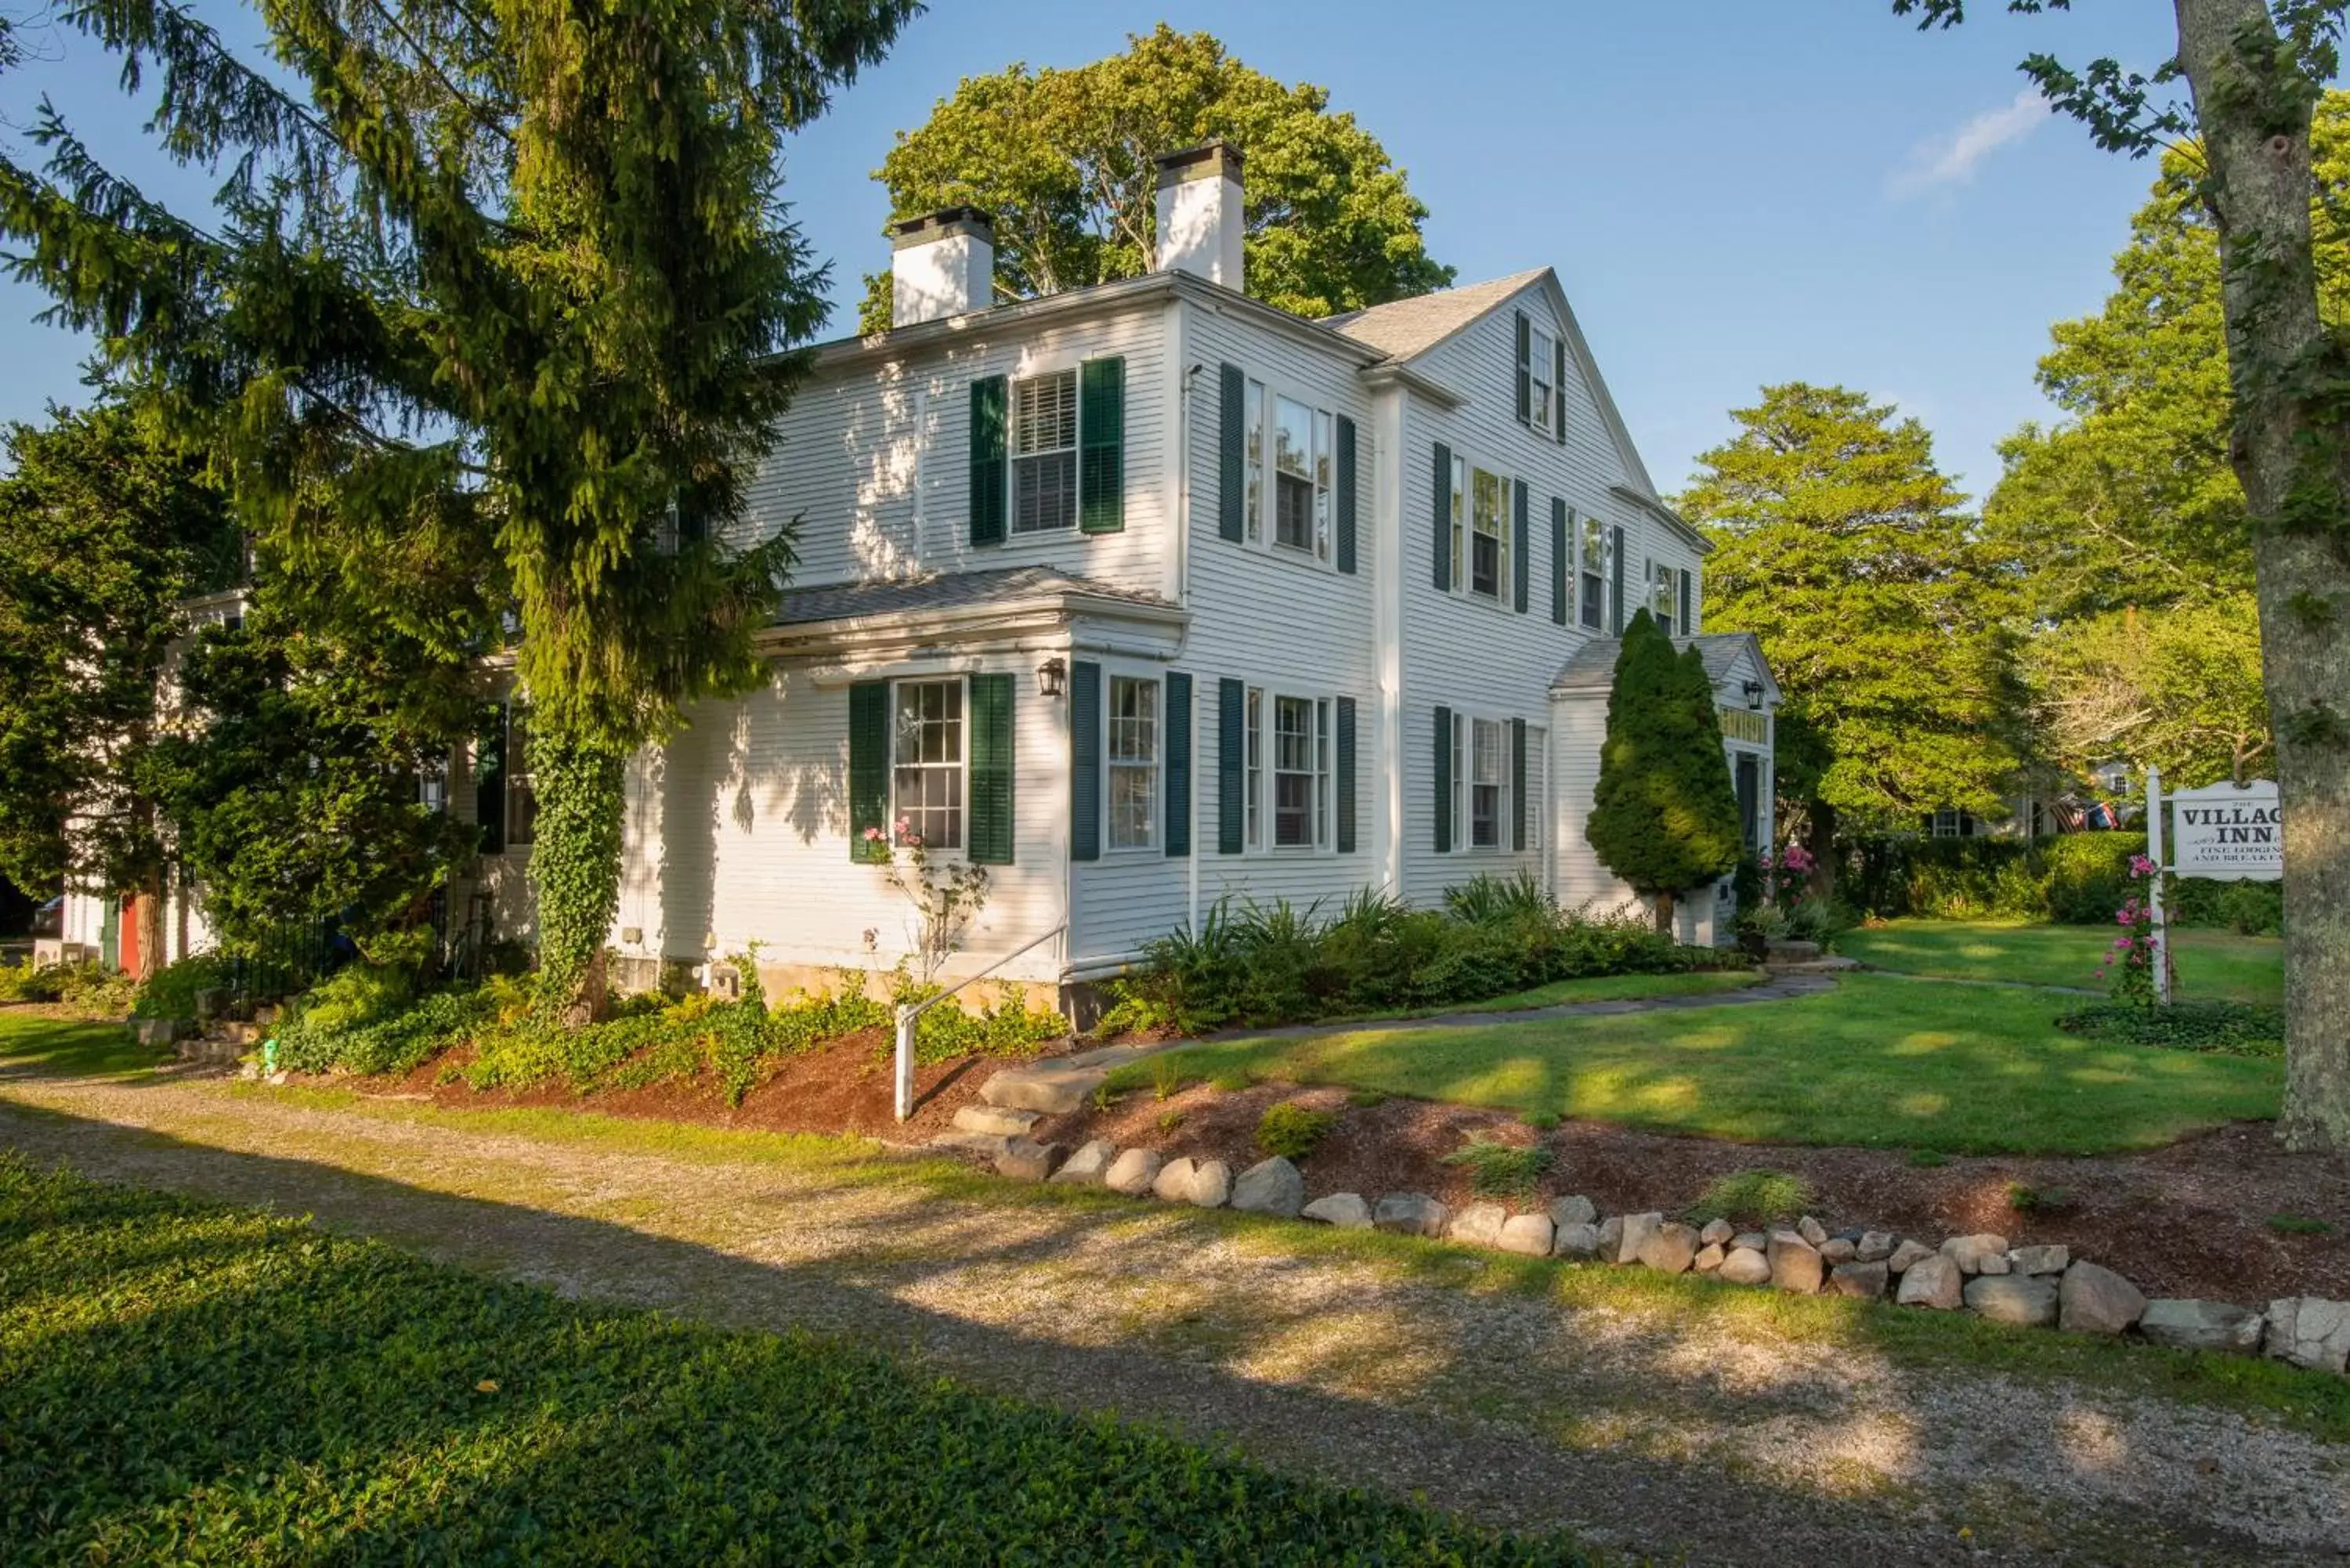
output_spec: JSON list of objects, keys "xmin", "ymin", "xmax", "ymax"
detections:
[{"xmin": 3, "ymin": 1056, "xmax": 2345, "ymax": 1566}]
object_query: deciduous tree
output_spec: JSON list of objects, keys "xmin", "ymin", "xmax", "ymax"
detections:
[
  {"xmin": 858, "ymin": 24, "xmax": 1452, "ymax": 329},
  {"xmin": 1893, "ymin": 0, "xmax": 2350, "ymax": 1150}
]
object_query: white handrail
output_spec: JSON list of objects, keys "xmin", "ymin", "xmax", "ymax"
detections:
[{"xmin": 894, "ymin": 923, "xmax": 1068, "ymax": 1122}]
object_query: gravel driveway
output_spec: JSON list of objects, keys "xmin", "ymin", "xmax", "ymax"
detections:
[{"xmin": 3, "ymin": 1062, "xmax": 2345, "ymax": 1566}]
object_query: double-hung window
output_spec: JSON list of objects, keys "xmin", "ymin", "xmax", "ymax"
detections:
[
  {"xmin": 1271, "ymin": 695, "xmax": 1332, "ymax": 848},
  {"xmin": 1578, "ymin": 516, "xmax": 1607, "ymax": 631},
  {"xmin": 1470, "ymin": 718, "xmax": 1503, "ymax": 849},
  {"xmin": 892, "ymin": 679, "xmax": 965, "ymax": 850},
  {"xmin": 1528, "ymin": 326, "xmax": 1557, "ymax": 434},
  {"xmin": 1448, "ymin": 454, "xmax": 1467, "ymax": 591},
  {"xmin": 1271, "ymin": 395, "xmax": 1334, "ymax": 561},
  {"xmin": 506, "ymin": 710, "xmax": 539, "ymax": 847},
  {"xmin": 1243, "ymin": 380, "xmax": 1267, "ymax": 544},
  {"xmin": 1011, "ymin": 370, "xmax": 1079, "ymax": 533},
  {"xmin": 1244, "ymin": 686, "xmax": 1265, "ymax": 848},
  {"xmin": 1470, "ymin": 467, "xmax": 1510, "ymax": 601},
  {"xmin": 1107, "ymin": 675, "xmax": 1159, "ymax": 850},
  {"xmin": 1651, "ymin": 561, "xmax": 1678, "ymax": 638}
]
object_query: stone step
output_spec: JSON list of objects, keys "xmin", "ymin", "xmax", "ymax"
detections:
[
  {"xmin": 953, "ymin": 1104, "xmax": 1043, "ymax": 1137},
  {"xmin": 979, "ymin": 1062, "xmax": 1108, "ymax": 1115}
]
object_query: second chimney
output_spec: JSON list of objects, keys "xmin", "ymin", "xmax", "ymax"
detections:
[
  {"xmin": 1153, "ymin": 142, "xmax": 1243, "ymax": 293},
  {"xmin": 890, "ymin": 207, "xmax": 994, "ymax": 328}
]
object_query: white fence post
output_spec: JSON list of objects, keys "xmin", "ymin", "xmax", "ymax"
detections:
[
  {"xmin": 2146, "ymin": 764, "xmax": 2171, "ymax": 1006},
  {"xmin": 893, "ymin": 1004, "xmax": 916, "ymax": 1123}
]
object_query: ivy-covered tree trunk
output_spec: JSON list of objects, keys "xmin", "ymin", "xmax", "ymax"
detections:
[
  {"xmin": 528, "ymin": 729, "xmax": 630, "ymax": 1025},
  {"xmin": 2174, "ymin": 0, "xmax": 2350, "ymax": 1150}
]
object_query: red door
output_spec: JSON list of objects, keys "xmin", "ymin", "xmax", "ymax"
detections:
[{"xmin": 118, "ymin": 896, "xmax": 143, "ymax": 977}]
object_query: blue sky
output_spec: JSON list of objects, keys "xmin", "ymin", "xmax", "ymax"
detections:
[{"xmin": 0, "ymin": 1, "xmax": 2185, "ymax": 500}]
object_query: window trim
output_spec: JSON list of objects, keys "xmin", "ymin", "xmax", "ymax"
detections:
[
  {"xmin": 1104, "ymin": 671, "xmax": 1161, "ymax": 854},
  {"xmin": 1232, "ymin": 367, "xmax": 1345, "ymax": 573},
  {"xmin": 1578, "ymin": 515, "xmax": 1609, "ymax": 632},
  {"xmin": 1444, "ymin": 707, "xmax": 1519, "ymax": 856},
  {"xmin": 1007, "ymin": 367, "xmax": 1081, "ymax": 537},
  {"xmin": 888, "ymin": 675, "xmax": 970, "ymax": 856},
  {"xmin": 1527, "ymin": 323, "xmax": 1557, "ymax": 436},
  {"xmin": 1444, "ymin": 451, "xmax": 1516, "ymax": 610},
  {"xmin": 1231, "ymin": 682, "xmax": 1342, "ymax": 856}
]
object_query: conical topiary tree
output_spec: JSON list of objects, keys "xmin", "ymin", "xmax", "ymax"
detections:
[{"xmin": 1585, "ymin": 609, "xmax": 1745, "ymax": 935}]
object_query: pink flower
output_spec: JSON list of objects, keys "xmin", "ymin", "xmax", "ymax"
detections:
[
  {"xmin": 1782, "ymin": 844, "xmax": 1815, "ymax": 873},
  {"xmin": 2130, "ymin": 854, "xmax": 2157, "ymax": 877},
  {"xmin": 862, "ymin": 826, "xmax": 884, "ymax": 843}
]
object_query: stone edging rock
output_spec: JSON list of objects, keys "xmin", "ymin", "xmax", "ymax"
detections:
[{"xmin": 934, "ymin": 1125, "xmax": 2349, "ymax": 1375}]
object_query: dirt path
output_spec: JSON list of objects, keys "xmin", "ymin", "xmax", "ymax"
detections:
[{"xmin": 4, "ymin": 1061, "xmax": 2345, "ymax": 1566}]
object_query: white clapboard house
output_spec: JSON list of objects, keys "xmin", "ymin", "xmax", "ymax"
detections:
[{"xmin": 451, "ymin": 143, "xmax": 1781, "ymax": 1009}]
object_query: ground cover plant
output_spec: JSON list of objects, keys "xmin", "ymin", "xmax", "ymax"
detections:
[
  {"xmin": 2057, "ymin": 1000, "xmax": 2285, "ymax": 1058},
  {"xmin": 0, "ymin": 959, "xmax": 136, "ymax": 1014},
  {"xmin": 1838, "ymin": 919, "xmax": 2283, "ymax": 1004},
  {"xmin": 1097, "ymin": 877, "xmax": 1733, "ymax": 1036},
  {"xmin": 0, "ymin": 1156, "xmax": 1580, "ymax": 1566},
  {"xmin": 1108, "ymin": 974, "xmax": 2281, "ymax": 1155},
  {"xmin": 1685, "ymin": 1169, "xmax": 1816, "ymax": 1227},
  {"xmin": 274, "ymin": 959, "xmax": 1062, "ymax": 1105},
  {"xmin": 1440, "ymin": 1136, "xmax": 1554, "ymax": 1201}
]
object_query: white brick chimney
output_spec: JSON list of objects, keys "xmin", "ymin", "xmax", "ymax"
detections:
[
  {"xmin": 1152, "ymin": 141, "xmax": 1243, "ymax": 293},
  {"xmin": 889, "ymin": 207, "xmax": 994, "ymax": 328}
]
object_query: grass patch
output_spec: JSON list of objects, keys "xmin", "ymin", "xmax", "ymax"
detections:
[
  {"xmin": 1350, "ymin": 969, "xmax": 1759, "ymax": 1021},
  {"xmin": 2270, "ymin": 1214, "xmax": 2333, "ymax": 1237},
  {"xmin": 1104, "ymin": 975, "xmax": 2280, "ymax": 1156},
  {"xmin": 1255, "ymin": 1101, "xmax": 1336, "ymax": 1162},
  {"xmin": 1686, "ymin": 1169, "xmax": 1813, "ymax": 1227},
  {"xmin": 2005, "ymin": 1182, "xmax": 2076, "ymax": 1215},
  {"xmin": 1839, "ymin": 919, "xmax": 2283, "ymax": 1005},
  {"xmin": 0, "ymin": 1010, "xmax": 168, "ymax": 1080},
  {"xmin": 0, "ymin": 1156, "xmax": 1578, "ymax": 1566},
  {"xmin": 1440, "ymin": 1136, "xmax": 1555, "ymax": 1201}
]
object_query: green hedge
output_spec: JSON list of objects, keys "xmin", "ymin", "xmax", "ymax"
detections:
[
  {"xmin": 1099, "ymin": 876, "xmax": 1730, "ymax": 1036},
  {"xmin": 0, "ymin": 1156, "xmax": 1580, "ymax": 1565},
  {"xmin": 1837, "ymin": 833, "xmax": 2282, "ymax": 934}
]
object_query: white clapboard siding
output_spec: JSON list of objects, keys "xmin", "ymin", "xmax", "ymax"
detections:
[{"xmin": 732, "ymin": 305, "xmax": 1171, "ymax": 601}]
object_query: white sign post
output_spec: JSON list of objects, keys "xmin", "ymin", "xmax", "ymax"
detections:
[{"xmin": 2144, "ymin": 768, "xmax": 2283, "ymax": 1004}]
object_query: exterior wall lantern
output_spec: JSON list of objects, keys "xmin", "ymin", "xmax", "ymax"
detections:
[
  {"xmin": 1036, "ymin": 656, "xmax": 1068, "ymax": 699},
  {"xmin": 1742, "ymin": 679, "xmax": 1766, "ymax": 710}
]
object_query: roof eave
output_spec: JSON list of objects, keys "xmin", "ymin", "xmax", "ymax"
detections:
[{"xmin": 1609, "ymin": 483, "xmax": 1713, "ymax": 555}]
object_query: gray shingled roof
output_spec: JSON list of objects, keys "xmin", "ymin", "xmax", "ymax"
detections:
[
  {"xmin": 1321, "ymin": 269, "xmax": 1551, "ymax": 361},
  {"xmin": 775, "ymin": 565, "xmax": 1175, "ymax": 626},
  {"xmin": 1550, "ymin": 632, "xmax": 1769, "ymax": 695}
]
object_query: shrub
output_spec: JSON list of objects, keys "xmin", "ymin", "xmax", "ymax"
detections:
[
  {"xmin": 130, "ymin": 952, "xmax": 241, "ymax": 1020},
  {"xmin": 0, "ymin": 960, "xmax": 137, "ymax": 1013},
  {"xmin": 1686, "ymin": 1169, "xmax": 1815, "ymax": 1226},
  {"xmin": 1838, "ymin": 829, "xmax": 2276, "ymax": 931},
  {"xmin": 1097, "ymin": 892, "xmax": 1721, "ymax": 1037},
  {"xmin": 1440, "ymin": 1136, "xmax": 1554, "ymax": 1201},
  {"xmin": 1255, "ymin": 1101, "xmax": 1336, "ymax": 1162},
  {"xmin": 2055, "ymin": 999, "xmax": 2283, "ymax": 1057},
  {"xmin": 2005, "ymin": 1182, "xmax": 2075, "ymax": 1214}
]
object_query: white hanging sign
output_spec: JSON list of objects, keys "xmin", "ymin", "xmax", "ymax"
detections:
[{"xmin": 2167, "ymin": 779, "xmax": 2284, "ymax": 882}]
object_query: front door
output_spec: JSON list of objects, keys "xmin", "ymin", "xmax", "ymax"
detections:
[
  {"xmin": 99, "ymin": 898, "xmax": 120, "ymax": 970},
  {"xmin": 1735, "ymin": 753, "xmax": 1761, "ymax": 851}
]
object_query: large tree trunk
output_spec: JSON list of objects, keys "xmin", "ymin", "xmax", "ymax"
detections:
[{"xmin": 2175, "ymin": 0, "xmax": 2350, "ymax": 1150}]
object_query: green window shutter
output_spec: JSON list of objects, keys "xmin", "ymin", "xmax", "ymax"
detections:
[
  {"xmin": 848, "ymin": 681, "xmax": 891, "ymax": 862},
  {"xmin": 1553, "ymin": 336, "xmax": 1569, "ymax": 444},
  {"xmin": 1510, "ymin": 717, "xmax": 1528, "ymax": 853},
  {"xmin": 1164, "ymin": 671, "xmax": 1191, "ymax": 858},
  {"xmin": 1335, "ymin": 414, "xmax": 1358, "ymax": 575},
  {"xmin": 1512, "ymin": 480, "xmax": 1530, "ymax": 614},
  {"xmin": 1433, "ymin": 704, "xmax": 1452, "ymax": 854},
  {"xmin": 1610, "ymin": 526, "xmax": 1625, "ymax": 635},
  {"xmin": 1079, "ymin": 356, "xmax": 1125, "ymax": 534},
  {"xmin": 1549, "ymin": 498, "xmax": 1568, "ymax": 626},
  {"xmin": 1217, "ymin": 677, "xmax": 1244, "ymax": 854},
  {"xmin": 1070, "ymin": 660, "xmax": 1101, "ymax": 862},
  {"xmin": 1513, "ymin": 310, "xmax": 1531, "ymax": 426},
  {"xmin": 968, "ymin": 674, "xmax": 1015, "ymax": 865},
  {"xmin": 1679, "ymin": 569, "xmax": 1694, "ymax": 636},
  {"xmin": 1336, "ymin": 696, "xmax": 1358, "ymax": 854},
  {"xmin": 1217, "ymin": 363, "xmax": 1245, "ymax": 543},
  {"xmin": 474, "ymin": 706, "xmax": 507, "ymax": 855},
  {"xmin": 1431, "ymin": 441, "xmax": 1452, "ymax": 591},
  {"xmin": 969, "ymin": 377, "xmax": 1007, "ymax": 547}
]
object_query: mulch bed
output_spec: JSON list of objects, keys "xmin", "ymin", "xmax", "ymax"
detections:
[{"xmin": 318, "ymin": 1034, "xmax": 2350, "ymax": 1307}]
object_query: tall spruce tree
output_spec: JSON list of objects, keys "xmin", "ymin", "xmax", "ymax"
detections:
[
  {"xmin": 1890, "ymin": 1, "xmax": 2350, "ymax": 1154},
  {"xmin": 0, "ymin": 0, "xmax": 914, "ymax": 1015},
  {"xmin": 1585, "ymin": 610, "xmax": 1744, "ymax": 935}
]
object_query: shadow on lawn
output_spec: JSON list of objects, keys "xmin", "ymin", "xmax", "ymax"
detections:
[{"xmin": 0, "ymin": 1085, "xmax": 2327, "ymax": 1564}]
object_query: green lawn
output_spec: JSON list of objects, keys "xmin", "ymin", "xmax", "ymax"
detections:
[
  {"xmin": 1838, "ymin": 919, "xmax": 2285, "ymax": 1005},
  {"xmin": 0, "ymin": 1155, "xmax": 1577, "ymax": 1566},
  {"xmin": 1109, "ymin": 974, "xmax": 2280, "ymax": 1155},
  {"xmin": 0, "ymin": 1009, "xmax": 163, "ymax": 1078},
  {"xmin": 1356, "ymin": 967, "xmax": 1759, "ymax": 1021}
]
